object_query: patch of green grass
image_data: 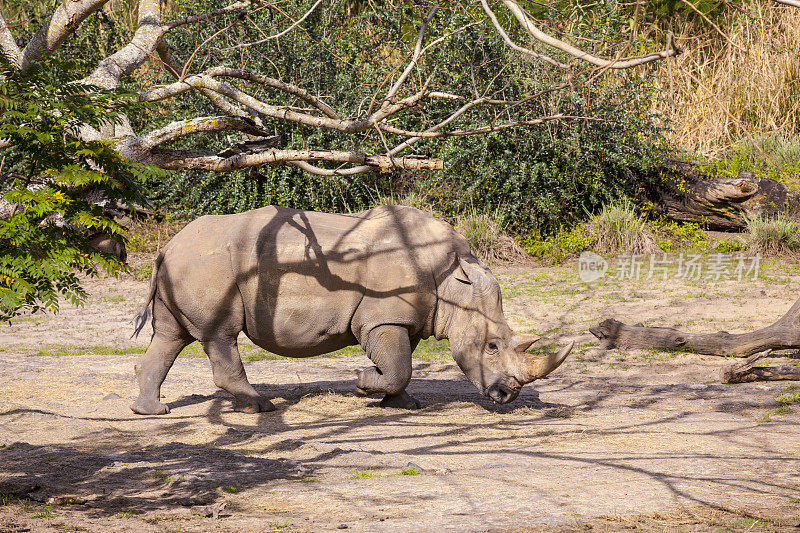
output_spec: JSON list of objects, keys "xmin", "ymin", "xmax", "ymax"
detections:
[
  {"xmin": 266, "ymin": 521, "xmax": 292, "ymax": 531},
  {"xmin": 713, "ymin": 240, "xmax": 745, "ymax": 253},
  {"xmin": 349, "ymin": 469, "xmax": 381, "ymax": 479},
  {"xmin": 300, "ymin": 476, "xmax": 318, "ymax": 483},
  {"xmin": 131, "ymin": 262, "xmax": 153, "ymax": 281},
  {"xmin": 149, "ymin": 468, "xmax": 183, "ymax": 482},
  {"xmin": 649, "ymin": 218, "xmax": 707, "ymax": 252},
  {"xmin": 400, "ymin": 466, "xmax": 420, "ymax": 476},
  {"xmin": 778, "ymin": 385, "xmax": 800, "ymax": 407},
  {"xmin": 222, "ymin": 483, "xmax": 243, "ymax": 494},
  {"xmin": 31, "ymin": 507, "xmax": 56, "ymax": 519},
  {"xmin": 100, "ymin": 296, "xmax": 126, "ymax": 303},
  {"xmin": 34, "ymin": 345, "xmax": 142, "ymax": 357}
]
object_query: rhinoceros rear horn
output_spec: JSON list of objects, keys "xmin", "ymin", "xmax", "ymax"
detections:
[{"xmin": 520, "ymin": 340, "xmax": 574, "ymax": 383}]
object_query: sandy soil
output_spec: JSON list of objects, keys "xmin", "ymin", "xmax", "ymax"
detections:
[{"xmin": 1, "ymin": 258, "xmax": 799, "ymax": 532}]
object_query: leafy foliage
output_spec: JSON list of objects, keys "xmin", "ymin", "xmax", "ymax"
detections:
[
  {"xmin": 0, "ymin": 55, "xmax": 159, "ymax": 321},
  {"xmin": 117, "ymin": 0, "xmax": 665, "ymax": 236}
]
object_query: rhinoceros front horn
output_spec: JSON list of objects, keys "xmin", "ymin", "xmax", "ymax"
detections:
[{"xmin": 520, "ymin": 340, "xmax": 574, "ymax": 383}]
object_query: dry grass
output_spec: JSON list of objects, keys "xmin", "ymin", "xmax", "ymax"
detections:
[
  {"xmin": 455, "ymin": 212, "xmax": 530, "ymax": 264},
  {"xmin": 651, "ymin": 4, "xmax": 800, "ymax": 158},
  {"xmin": 587, "ymin": 202, "xmax": 661, "ymax": 256},
  {"xmin": 745, "ymin": 213, "xmax": 800, "ymax": 255}
]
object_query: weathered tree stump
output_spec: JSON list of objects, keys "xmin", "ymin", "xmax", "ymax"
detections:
[
  {"xmin": 721, "ymin": 350, "xmax": 800, "ymax": 383},
  {"xmin": 643, "ymin": 161, "xmax": 800, "ymax": 230}
]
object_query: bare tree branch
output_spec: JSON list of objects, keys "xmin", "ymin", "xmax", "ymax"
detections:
[
  {"xmin": 165, "ymin": 1, "xmax": 251, "ymax": 30},
  {"xmin": 226, "ymin": 0, "xmax": 323, "ymax": 49},
  {"xmin": 500, "ymin": 0, "xmax": 678, "ymax": 69},
  {"xmin": 206, "ymin": 67, "xmax": 340, "ymax": 119},
  {"xmin": 774, "ymin": 0, "xmax": 800, "ymax": 7},
  {"xmin": 479, "ymin": 0, "xmax": 569, "ymax": 69},
  {"xmin": 83, "ymin": 0, "xmax": 165, "ymax": 90}
]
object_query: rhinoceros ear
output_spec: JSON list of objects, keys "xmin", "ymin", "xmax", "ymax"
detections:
[
  {"xmin": 511, "ymin": 334, "xmax": 541, "ymax": 353},
  {"xmin": 454, "ymin": 255, "xmax": 480, "ymax": 285}
]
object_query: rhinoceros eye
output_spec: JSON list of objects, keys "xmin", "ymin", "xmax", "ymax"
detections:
[{"xmin": 487, "ymin": 342, "xmax": 499, "ymax": 352}]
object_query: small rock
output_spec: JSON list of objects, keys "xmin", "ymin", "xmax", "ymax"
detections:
[
  {"xmin": 406, "ymin": 461, "xmax": 425, "ymax": 472},
  {"xmin": 337, "ymin": 525, "xmax": 348, "ymax": 529},
  {"xmin": 484, "ymin": 462, "xmax": 510, "ymax": 468},
  {"xmin": 103, "ymin": 393, "xmax": 121, "ymax": 400},
  {"xmin": 191, "ymin": 501, "xmax": 226, "ymax": 519},
  {"xmin": 47, "ymin": 496, "xmax": 87, "ymax": 505}
]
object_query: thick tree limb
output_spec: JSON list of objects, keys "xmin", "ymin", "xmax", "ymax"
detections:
[
  {"xmin": 18, "ymin": 0, "xmax": 109, "ymax": 71},
  {"xmin": 132, "ymin": 147, "xmax": 443, "ymax": 172},
  {"xmin": 139, "ymin": 116, "xmax": 271, "ymax": 150},
  {"xmin": 774, "ymin": 0, "xmax": 800, "ymax": 7},
  {"xmin": 643, "ymin": 163, "xmax": 800, "ymax": 231},
  {"xmin": 82, "ymin": 0, "xmax": 164, "ymax": 90},
  {"xmin": 0, "ymin": 12, "xmax": 21, "ymax": 65},
  {"xmin": 500, "ymin": 0, "xmax": 678, "ymax": 69},
  {"xmin": 590, "ymin": 298, "xmax": 800, "ymax": 357}
]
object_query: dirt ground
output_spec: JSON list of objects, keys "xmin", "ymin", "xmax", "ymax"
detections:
[{"xmin": 1, "ymin": 258, "xmax": 799, "ymax": 532}]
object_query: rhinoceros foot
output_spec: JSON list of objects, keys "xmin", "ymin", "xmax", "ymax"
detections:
[
  {"xmin": 130, "ymin": 398, "xmax": 170, "ymax": 415},
  {"xmin": 380, "ymin": 391, "xmax": 421, "ymax": 410},
  {"xmin": 233, "ymin": 395, "xmax": 275, "ymax": 413}
]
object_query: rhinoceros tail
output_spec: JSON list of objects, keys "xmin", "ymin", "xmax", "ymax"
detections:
[{"xmin": 132, "ymin": 252, "xmax": 164, "ymax": 339}]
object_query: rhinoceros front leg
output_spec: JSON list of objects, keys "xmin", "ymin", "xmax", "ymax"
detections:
[
  {"xmin": 356, "ymin": 325, "xmax": 420, "ymax": 409},
  {"xmin": 202, "ymin": 338, "xmax": 275, "ymax": 413}
]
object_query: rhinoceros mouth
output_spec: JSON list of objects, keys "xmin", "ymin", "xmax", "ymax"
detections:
[{"xmin": 486, "ymin": 381, "xmax": 521, "ymax": 404}]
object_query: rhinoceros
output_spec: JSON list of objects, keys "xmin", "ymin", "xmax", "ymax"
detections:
[{"xmin": 130, "ymin": 205, "xmax": 573, "ymax": 415}]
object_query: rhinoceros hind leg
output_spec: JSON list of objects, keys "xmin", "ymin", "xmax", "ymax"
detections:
[
  {"xmin": 131, "ymin": 332, "xmax": 192, "ymax": 415},
  {"xmin": 203, "ymin": 338, "xmax": 275, "ymax": 413},
  {"xmin": 356, "ymin": 325, "xmax": 418, "ymax": 408}
]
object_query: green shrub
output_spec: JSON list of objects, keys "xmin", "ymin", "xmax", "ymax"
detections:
[
  {"xmin": 745, "ymin": 214, "xmax": 800, "ymax": 255},
  {"xmin": 0, "ymin": 56, "xmax": 157, "ymax": 322},
  {"xmin": 524, "ymin": 225, "xmax": 594, "ymax": 263}
]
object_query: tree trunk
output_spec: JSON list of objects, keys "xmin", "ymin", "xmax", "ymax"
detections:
[
  {"xmin": 642, "ymin": 161, "xmax": 800, "ymax": 230},
  {"xmin": 589, "ymin": 297, "xmax": 800, "ymax": 357}
]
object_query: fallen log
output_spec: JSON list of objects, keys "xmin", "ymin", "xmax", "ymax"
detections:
[
  {"xmin": 589, "ymin": 297, "xmax": 800, "ymax": 357},
  {"xmin": 590, "ymin": 299, "xmax": 800, "ymax": 382},
  {"xmin": 721, "ymin": 350, "xmax": 800, "ymax": 383},
  {"xmin": 642, "ymin": 161, "xmax": 800, "ymax": 230}
]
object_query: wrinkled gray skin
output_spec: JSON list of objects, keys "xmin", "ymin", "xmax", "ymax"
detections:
[{"xmin": 130, "ymin": 205, "xmax": 572, "ymax": 415}]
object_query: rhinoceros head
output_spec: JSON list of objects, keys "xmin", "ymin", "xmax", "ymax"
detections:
[{"xmin": 438, "ymin": 254, "xmax": 573, "ymax": 404}]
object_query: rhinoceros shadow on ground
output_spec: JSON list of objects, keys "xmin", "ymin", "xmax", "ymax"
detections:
[{"xmin": 167, "ymin": 376, "xmax": 562, "ymax": 415}]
